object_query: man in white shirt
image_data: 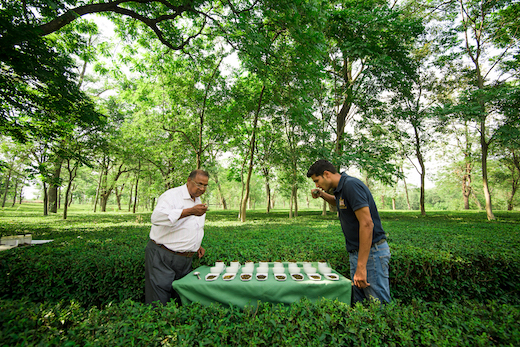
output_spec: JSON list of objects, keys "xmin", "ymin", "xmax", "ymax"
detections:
[{"xmin": 145, "ymin": 169, "xmax": 209, "ymax": 305}]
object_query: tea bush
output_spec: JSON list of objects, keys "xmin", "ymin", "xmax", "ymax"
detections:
[
  {"xmin": 0, "ymin": 298, "xmax": 518, "ymax": 346},
  {"xmin": 1, "ymin": 206, "xmax": 519, "ymax": 345},
  {"xmin": 1, "ymin": 208, "xmax": 519, "ymax": 306}
]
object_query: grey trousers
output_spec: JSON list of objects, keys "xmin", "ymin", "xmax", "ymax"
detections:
[{"xmin": 145, "ymin": 239, "xmax": 193, "ymax": 305}]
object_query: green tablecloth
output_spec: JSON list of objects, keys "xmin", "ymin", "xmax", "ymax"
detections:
[{"xmin": 172, "ymin": 262, "xmax": 352, "ymax": 308}]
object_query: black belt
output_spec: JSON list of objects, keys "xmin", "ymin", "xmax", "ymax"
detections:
[
  {"xmin": 349, "ymin": 238, "xmax": 386, "ymax": 254},
  {"xmin": 151, "ymin": 239, "xmax": 197, "ymax": 257}
]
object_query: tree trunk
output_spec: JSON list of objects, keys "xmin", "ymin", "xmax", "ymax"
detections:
[
  {"xmin": 63, "ymin": 161, "xmax": 78, "ymax": 220},
  {"xmin": 293, "ymin": 185, "xmax": 298, "ymax": 217},
  {"xmin": 322, "ymin": 200, "xmax": 327, "ymax": 216},
  {"xmin": 93, "ymin": 171, "xmax": 103, "ymax": 212},
  {"xmin": 100, "ymin": 192, "xmax": 110, "ymax": 212},
  {"xmin": 133, "ymin": 166, "xmax": 140, "ymax": 213},
  {"xmin": 43, "ymin": 181, "xmax": 48, "ymax": 216},
  {"xmin": 392, "ymin": 198, "xmax": 396, "ymax": 210},
  {"xmin": 263, "ymin": 167, "xmax": 271, "ymax": 213},
  {"xmin": 413, "ymin": 125, "xmax": 426, "ymax": 216},
  {"xmin": 115, "ymin": 184, "xmax": 124, "ymax": 210},
  {"xmin": 402, "ymin": 170, "xmax": 412, "ymax": 210},
  {"xmin": 128, "ymin": 183, "xmax": 133, "ymax": 212},
  {"xmin": 289, "ymin": 187, "xmax": 293, "ymax": 219},
  {"xmin": 1, "ymin": 168, "xmax": 12, "ymax": 208},
  {"xmin": 213, "ymin": 172, "xmax": 227, "ymax": 210},
  {"xmin": 11, "ymin": 177, "xmax": 18, "ymax": 207},
  {"xmin": 481, "ymin": 129, "xmax": 495, "ymax": 220},
  {"xmin": 48, "ymin": 158, "xmax": 63, "ymax": 213},
  {"xmin": 508, "ymin": 152, "xmax": 520, "ymax": 211},
  {"xmin": 241, "ymin": 85, "xmax": 265, "ymax": 222},
  {"xmin": 461, "ymin": 124, "xmax": 472, "ymax": 210}
]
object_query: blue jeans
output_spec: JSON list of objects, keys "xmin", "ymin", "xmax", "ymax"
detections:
[{"xmin": 349, "ymin": 240, "xmax": 391, "ymax": 304}]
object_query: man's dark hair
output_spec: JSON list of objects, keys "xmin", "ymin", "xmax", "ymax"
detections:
[
  {"xmin": 307, "ymin": 160, "xmax": 338, "ymax": 177},
  {"xmin": 189, "ymin": 169, "xmax": 210, "ymax": 179}
]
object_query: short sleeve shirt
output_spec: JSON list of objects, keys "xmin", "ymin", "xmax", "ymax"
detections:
[{"xmin": 334, "ymin": 173, "xmax": 386, "ymax": 252}]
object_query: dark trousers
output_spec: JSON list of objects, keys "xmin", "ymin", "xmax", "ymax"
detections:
[{"xmin": 145, "ymin": 239, "xmax": 193, "ymax": 305}]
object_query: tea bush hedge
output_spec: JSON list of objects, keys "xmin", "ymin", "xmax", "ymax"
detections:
[
  {"xmin": 1, "ymin": 209, "xmax": 519, "ymax": 306},
  {"xmin": 1, "ymin": 298, "xmax": 519, "ymax": 346},
  {"xmin": 1, "ymin": 206, "xmax": 519, "ymax": 345}
]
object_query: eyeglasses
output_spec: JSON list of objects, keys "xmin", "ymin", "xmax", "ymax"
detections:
[{"xmin": 193, "ymin": 181, "xmax": 208, "ymax": 189}]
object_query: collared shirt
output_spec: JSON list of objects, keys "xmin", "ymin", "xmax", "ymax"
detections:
[
  {"xmin": 334, "ymin": 173, "xmax": 386, "ymax": 252},
  {"xmin": 149, "ymin": 184, "xmax": 205, "ymax": 252}
]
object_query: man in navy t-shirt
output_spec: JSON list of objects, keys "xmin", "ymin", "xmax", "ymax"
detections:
[{"xmin": 307, "ymin": 159, "xmax": 391, "ymax": 304}]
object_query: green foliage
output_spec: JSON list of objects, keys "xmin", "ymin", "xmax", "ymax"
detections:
[
  {"xmin": 1, "ymin": 205, "xmax": 520, "ymax": 345},
  {"xmin": 0, "ymin": 7, "xmax": 104, "ymax": 142},
  {"xmin": 0, "ymin": 298, "xmax": 519, "ymax": 346},
  {"xmin": 1, "ymin": 206, "xmax": 519, "ymax": 307}
]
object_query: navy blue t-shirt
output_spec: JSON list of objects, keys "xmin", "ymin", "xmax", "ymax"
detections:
[{"xmin": 334, "ymin": 173, "xmax": 386, "ymax": 252}]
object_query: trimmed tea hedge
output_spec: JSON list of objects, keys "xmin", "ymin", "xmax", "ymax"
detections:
[
  {"xmin": 1, "ymin": 298, "xmax": 519, "ymax": 346},
  {"xmin": 0, "ymin": 210, "xmax": 519, "ymax": 307}
]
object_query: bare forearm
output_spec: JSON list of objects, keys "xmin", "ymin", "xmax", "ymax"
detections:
[
  {"xmin": 318, "ymin": 191, "xmax": 336, "ymax": 205},
  {"xmin": 356, "ymin": 224, "xmax": 373, "ymax": 269},
  {"xmin": 353, "ymin": 206, "xmax": 374, "ymax": 288}
]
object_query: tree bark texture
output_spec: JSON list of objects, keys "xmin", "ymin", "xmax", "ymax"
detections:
[{"xmin": 241, "ymin": 85, "xmax": 265, "ymax": 222}]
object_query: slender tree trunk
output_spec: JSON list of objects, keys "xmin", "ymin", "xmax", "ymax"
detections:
[
  {"xmin": 508, "ymin": 152, "xmax": 520, "ymax": 211},
  {"xmin": 293, "ymin": 185, "xmax": 298, "ymax": 217},
  {"xmin": 94, "ymin": 172, "xmax": 102, "ymax": 212},
  {"xmin": 100, "ymin": 192, "xmax": 110, "ymax": 212},
  {"xmin": 11, "ymin": 177, "xmax": 18, "ymax": 207},
  {"xmin": 213, "ymin": 172, "xmax": 227, "ymax": 210},
  {"xmin": 43, "ymin": 181, "xmax": 48, "ymax": 216},
  {"xmin": 2, "ymin": 168, "xmax": 12, "ymax": 208},
  {"xmin": 507, "ymin": 184, "xmax": 517, "ymax": 211},
  {"xmin": 462, "ymin": 0, "xmax": 495, "ymax": 219},
  {"xmin": 471, "ymin": 190, "xmax": 483, "ymax": 210},
  {"xmin": 48, "ymin": 158, "xmax": 63, "ymax": 213},
  {"xmin": 241, "ymin": 85, "xmax": 265, "ymax": 222},
  {"xmin": 63, "ymin": 161, "xmax": 78, "ymax": 220},
  {"xmin": 115, "ymin": 184, "xmax": 124, "ymax": 210},
  {"xmin": 481, "ymin": 130, "xmax": 495, "ymax": 220},
  {"xmin": 133, "ymin": 162, "xmax": 140, "ymax": 213},
  {"xmin": 322, "ymin": 200, "xmax": 327, "ymax": 216},
  {"xmin": 335, "ymin": 58, "xmax": 354, "ymax": 156},
  {"xmin": 413, "ymin": 125, "xmax": 426, "ymax": 216},
  {"xmin": 289, "ymin": 188, "xmax": 293, "ymax": 218},
  {"xmin": 392, "ymin": 198, "xmax": 396, "ymax": 210},
  {"xmin": 263, "ymin": 167, "xmax": 271, "ymax": 213},
  {"xmin": 402, "ymin": 167, "xmax": 412, "ymax": 210},
  {"xmin": 128, "ymin": 183, "xmax": 133, "ymax": 212},
  {"xmin": 462, "ymin": 166, "xmax": 471, "ymax": 210},
  {"xmin": 461, "ymin": 124, "xmax": 472, "ymax": 210}
]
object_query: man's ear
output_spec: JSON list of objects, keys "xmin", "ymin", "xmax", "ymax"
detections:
[{"xmin": 323, "ymin": 170, "xmax": 331, "ymax": 179}]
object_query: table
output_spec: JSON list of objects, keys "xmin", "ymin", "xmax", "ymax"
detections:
[{"xmin": 171, "ymin": 262, "xmax": 352, "ymax": 308}]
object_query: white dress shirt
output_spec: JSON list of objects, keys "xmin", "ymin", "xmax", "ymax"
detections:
[{"xmin": 149, "ymin": 184, "xmax": 205, "ymax": 252}]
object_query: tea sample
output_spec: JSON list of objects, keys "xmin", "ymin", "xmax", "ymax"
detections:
[{"xmin": 291, "ymin": 273, "xmax": 304, "ymax": 281}]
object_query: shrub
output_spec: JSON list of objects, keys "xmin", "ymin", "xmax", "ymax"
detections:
[
  {"xmin": 0, "ymin": 209, "xmax": 519, "ymax": 306},
  {"xmin": 0, "ymin": 298, "xmax": 518, "ymax": 346}
]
